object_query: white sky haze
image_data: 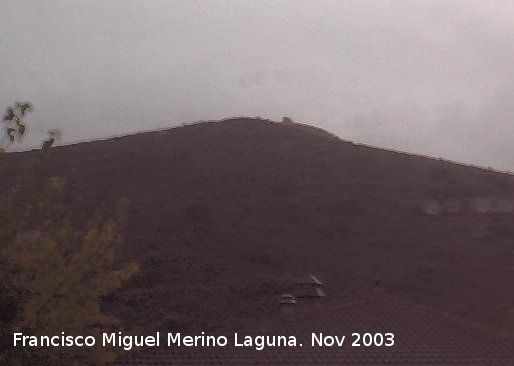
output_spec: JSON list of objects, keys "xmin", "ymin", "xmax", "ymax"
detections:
[{"xmin": 2, "ymin": 1, "xmax": 514, "ymax": 170}]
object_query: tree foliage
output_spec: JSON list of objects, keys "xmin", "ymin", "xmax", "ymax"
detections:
[
  {"xmin": 1, "ymin": 102, "xmax": 61, "ymax": 152},
  {"xmin": 2, "ymin": 102, "xmax": 32, "ymax": 145},
  {"xmin": 0, "ymin": 170, "xmax": 139, "ymax": 365}
]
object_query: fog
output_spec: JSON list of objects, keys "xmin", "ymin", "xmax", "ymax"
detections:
[{"xmin": 2, "ymin": 1, "xmax": 514, "ymax": 170}]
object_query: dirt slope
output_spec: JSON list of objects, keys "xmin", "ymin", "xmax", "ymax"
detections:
[{"xmin": 2, "ymin": 118, "xmax": 514, "ymax": 332}]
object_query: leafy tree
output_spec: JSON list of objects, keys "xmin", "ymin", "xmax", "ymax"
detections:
[
  {"xmin": 1, "ymin": 102, "xmax": 61, "ymax": 152},
  {"xmin": 2, "ymin": 102, "xmax": 32, "ymax": 146},
  {"xmin": 0, "ymin": 171, "xmax": 139, "ymax": 365}
]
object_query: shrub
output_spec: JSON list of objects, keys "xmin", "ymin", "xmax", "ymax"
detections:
[{"xmin": 0, "ymin": 173, "xmax": 138, "ymax": 365}]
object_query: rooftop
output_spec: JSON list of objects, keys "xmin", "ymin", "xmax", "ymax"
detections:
[{"xmin": 119, "ymin": 295, "xmax": 514, "ymax": 365}]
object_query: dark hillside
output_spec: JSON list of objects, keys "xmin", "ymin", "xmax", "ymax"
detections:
[{"xmin": 2, "ymin": 118, "xmax": 514, "ymax": 332}]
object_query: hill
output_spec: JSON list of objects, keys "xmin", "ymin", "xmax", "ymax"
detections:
[{"xmin": 2, "ymin": 117, "xmax": 514, "ymax": 333}]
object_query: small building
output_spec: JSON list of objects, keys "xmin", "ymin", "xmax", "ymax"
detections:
[
  {"xmin": 278, "ymin": 293, "xmax": 297, "ymax": 315},
  {"xmin": 278, "ymin": 293, "xmax": 297, "ymax": 305},
  {"xmin": 295, "ymin": 273, "xmax": 326, "ymax": 300}
]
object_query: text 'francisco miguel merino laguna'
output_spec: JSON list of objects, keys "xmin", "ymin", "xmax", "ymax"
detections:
[{"xmin": 14, "ymin": 332, "xmax": 298, "ymax": 351}]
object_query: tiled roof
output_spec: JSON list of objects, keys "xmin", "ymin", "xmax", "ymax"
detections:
[{"xmin": 119, "ymin": 296, "xmax": 514, "ymax": 365}]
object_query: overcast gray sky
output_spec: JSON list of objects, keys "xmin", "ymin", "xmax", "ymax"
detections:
[{"xmin": 2, "ymin": 1, "xmax": 514, "ymax": 170}]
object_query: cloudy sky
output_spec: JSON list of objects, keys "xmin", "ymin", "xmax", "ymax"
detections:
[{"xmin": 2, "ymin": 1, "xmax": 514, "ymax": 170}]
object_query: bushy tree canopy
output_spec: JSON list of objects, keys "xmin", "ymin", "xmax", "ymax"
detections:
[{"xmin": 0, "ymin": 170, "xmax": 138, "ymax": 365}]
